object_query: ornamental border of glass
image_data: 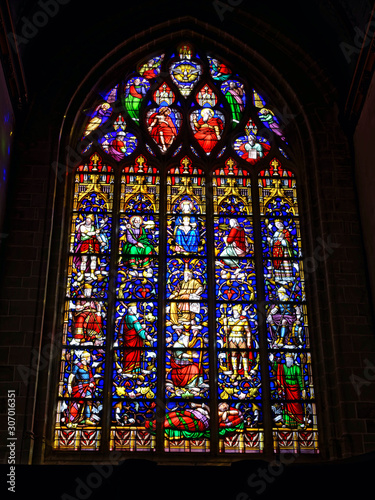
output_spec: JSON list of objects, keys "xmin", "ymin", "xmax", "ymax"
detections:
[{"xmin": 52, "ymin": 43, "xmax": 319, "ymax": 455}]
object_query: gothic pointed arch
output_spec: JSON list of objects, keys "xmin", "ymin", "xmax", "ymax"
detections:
[{"xmin": 49, "ymin": 31, "xmax": 322, "ymax": 460}]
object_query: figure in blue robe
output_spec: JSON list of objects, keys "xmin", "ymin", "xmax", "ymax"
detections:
[{"xmin": 174, "ymin": 216, "xmax": 199, "ymax": 254}]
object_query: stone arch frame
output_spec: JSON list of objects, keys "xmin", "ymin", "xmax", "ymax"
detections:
[{"xmin": 31, "ymin": 17, "xmax": 354, "ymax": 465}]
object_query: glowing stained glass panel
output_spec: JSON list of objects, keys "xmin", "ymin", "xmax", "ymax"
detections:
[
  {"xmin": 253, "ymin": 90, "xmax": 286, "ymax": 141},
  {"xmin": 213, "ymin": 164, "xmax": 263, "ymax": 453},
  {"xmin": 259, "ymin": 162, "xmax": 318, "ymax": 454},
  {"xmin": 138, "ymin": 54, "xmax": 165, "ymax": 80},
  {"xmin": 123, "ymin": 77, "xmax": 150, "ymax": 122},
  {"xmin": 146, "ymin": 106, "xmax": 181, "ymax": 153},
  {"xmin": 169, "ymin": 45, "xmax": 202, "ymax": 97},
  {"xmin": 221, "ymin": 79, "xmax": 246, "ymax": 126},
  {"xmin": 54, "ymin": 154, "xmax": 113, "ymax": 450},
  {"xmin": 111, "ymin": 157, "xmax": 159, "ymax": 452},
  {"xmin": 60, "ymin": 44, "xmax": 318, "ymax": 456},
  {"xmin": 99, "ymin": 114, "xmax": 137, "ymax": 161},
  {"xmin": 167, "ymin": 215, "xmax": 206, "ymax": 256},
  {"xmin": 82, "ymin": 85, "xmax": 117, "ymax": 139},
  {"xmin": 164, "ymin": 161, "xmax": 209, "ymax": 452},
  {"xmin": 153, "ymin": 82, "xmax": 175, "ymax": 106},
  {"xmin": 196, "ymin": 83, "xmax": 218, "ymax": 108},
  {"xmin": 190, "ymin": 108, "xmax": 224, "ymax": 155},
  {"xmin": 207, "ymin": 56, "xmax": 232, "ymax": 81},
  {"xmin": 234, "ymin": 119, "xmax": 271, "ymax": 164}
]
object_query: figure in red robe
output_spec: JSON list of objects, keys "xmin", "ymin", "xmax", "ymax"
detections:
[
  {"xmin": 169, "ymin": 326, "xmax": 204, "ymax": 395},
  {"xmin": 219, "ymin": 219, "xmax": 248, "ymax": 274},
  {"xmin": 72, "ymin": 300, "xmax": 103, "ymax": 345},
  {"xmin": 118, "ymin": 303, "xmax": 153, "ymax": 374},
  {"xmin": 145, "ymin": 403, "xmax": 210, "ymax": 439},
  {"xmin": 218, "ymin": 402, "xmax": 244, "ymax": 430},
  {"xmin": 193, "ymin": 108, "xmax": 223, "ymax": 154},
  {"xmin": 268, "ymin": 219, "xmax": 294, "ymax": 282},
  {"xmin": 147, "ymin": 106, "xmax": 177, "ymax": 152}
]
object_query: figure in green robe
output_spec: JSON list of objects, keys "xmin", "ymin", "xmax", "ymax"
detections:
[{"xmin": 121, "ymin": 216, "xmax": 155, "ymax": 269}]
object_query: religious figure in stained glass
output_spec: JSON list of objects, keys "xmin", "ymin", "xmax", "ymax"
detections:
[
  {"xmin": 146, "ymin": 402, "xmax": 210, "ymax": 440},
  {"xmin": 258, "ymin": 108, "xmax": 285, "ymax": 140},
  {"xmin": 269, "ymin": 352, "xmax": 306, "ymax": 428},
  {"xmin": 67, "ymin": 351, "xmax": 97, "ymax": 426},
  {"xmin": 74, "ymin": 215, "xmax": 106, "ymax": 281},
  {"xmin": 218, "ymin": 402, "xmax": 245, "ymax": 431},
  {"xmin": 121, "ymin": 215, "xmax": 155, "ymax": 270},
  {"xmin": 221, "ymin": 80, "xmax": 246, "ymax": 125},
  {"xmin": 267, "ymin": 219, "xmax": 295, "ymax": 283},
  {"xmin": 70, "ymin": 299, "xmax": 104, "ymax": 346},
  {"xmin": 55, "ymin": 44, "xmax": 319, "ymax": 455},
  {"xmin": 124, "ymin": 77, "xmax": 149, "ymax": 122},
  {"xmin": 117, "ymin": 303, "xmax": 154, "ymax": 374},
  {"xmin": 147, "ymin": 106, "xmax": 179, "ymax": 152},
  {"xmin": 234, "ymin": 119, "xmax": 271, "ymax": 163},
  {"xmin": 219, "ymin": 304, "xmax": 258, "ymax": 381},
  {"xmin": 208, "ymin": 56, "xmax": 232, "ymax": 81},
  {"xmin": 218, "ymin": 218, "xmax": 250, "ymax": 274},
  {"xmin": 169, "ymin": 265, "xmax": 204, "ymax": 326},
  {"xmin": 99, "ymin": 115, "xmax": 137, "ymax": 161},
  {"xmin": 267, "ymin": 290, "xmax": 303, "ymax": 348},
  {"xmin": 191, "ymin": 108, "xmax": 224, "ymax": 154},
  {"xmin": 138, "ymin": 54, "xmax": 164, "ymax": 80},
  {"xmin": 174, "ymin": 215, "xmax": 199, "ymax": 254},
  {"xmin": 83, "ymin": 102, "xmax": 112, "ymax": 137},
  {"xmin": 253, "ymin": 90, "xmax": 286, "ymax": 141},
  {"xmin": 166, "ymin": 326, "xmax": 207, "ymax": 398}
]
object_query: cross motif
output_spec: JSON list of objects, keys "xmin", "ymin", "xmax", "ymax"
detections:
[
  {"xmin": 181, "ymin": 156, "xmax": 191, "ymax": 173},
  {"xmin": 136, "ymin": 155, "xmax": 146, "ymax": 172},
  {"xmin": 271, "ymin": 158, "xmax": 280, "ymax": 172},
  {"xmin": 225, "ymin": 158, "xmax": 235, "ymax": 174},
  {"xmin": 90, "ymin": 153, "xmax": 100, "ymax": 171}
]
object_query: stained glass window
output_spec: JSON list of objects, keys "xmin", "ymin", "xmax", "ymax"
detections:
[{"xmin": 53, "ymin": 43, "xmax": 319, "ymax": 456}]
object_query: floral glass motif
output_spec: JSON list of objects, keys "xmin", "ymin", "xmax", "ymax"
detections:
[{"xmin": 55, "ymin": 44, "xmax": 317, "ymax": 456}]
